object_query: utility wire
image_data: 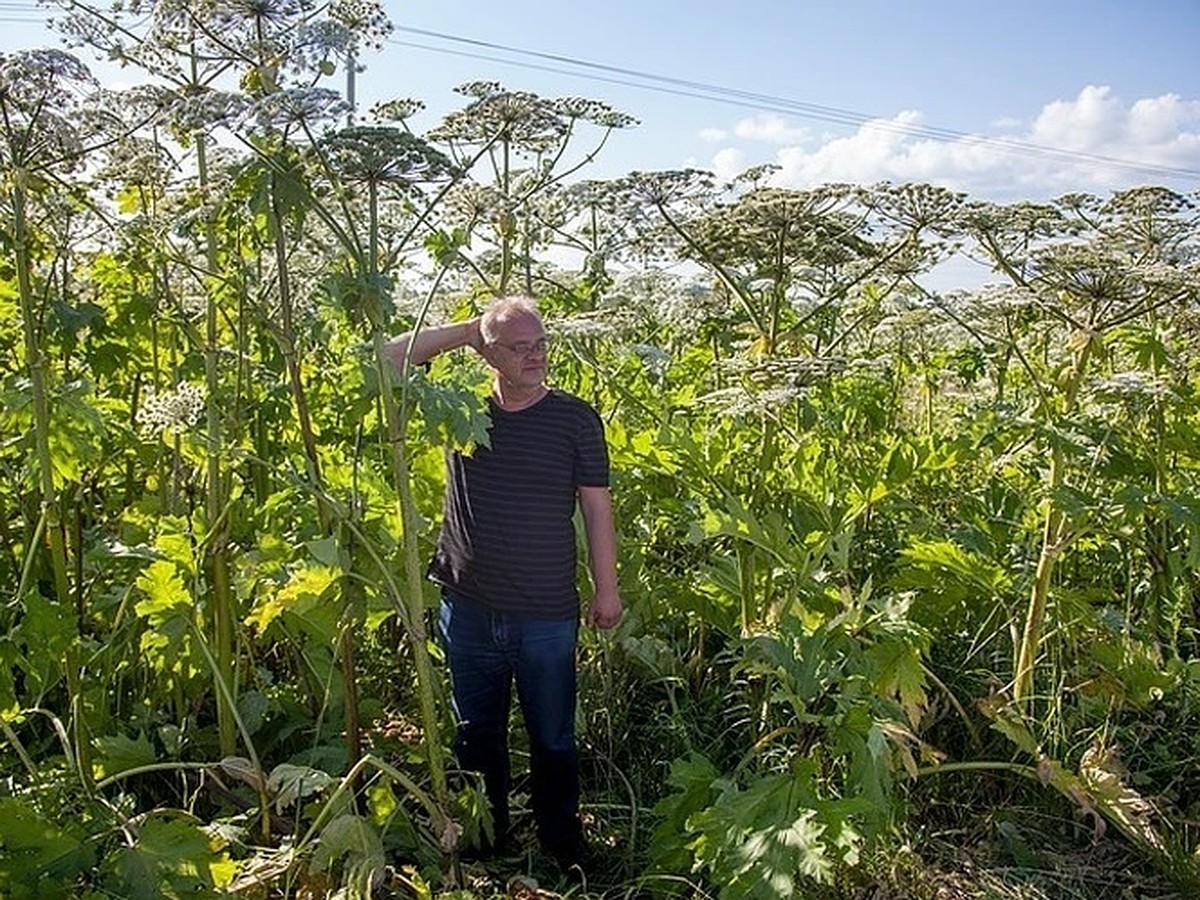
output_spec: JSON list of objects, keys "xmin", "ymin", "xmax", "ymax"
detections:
[
  {"xmin": 389, "ymin": 25, "xmax": 1200, "ymax": 184},
  {"xmin": 2, "ymin": 5, "xmax": 1197, "ymax": 183}
]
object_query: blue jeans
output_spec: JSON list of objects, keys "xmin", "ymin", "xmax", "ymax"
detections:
[{"xmin": 438, "ymin": 591, "xmax": 583, "ymax": 854}]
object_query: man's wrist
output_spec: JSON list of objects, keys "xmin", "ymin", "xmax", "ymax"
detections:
[{"xmin": 464, "ymin": 318, "xmax": 483, "ymax": 352}]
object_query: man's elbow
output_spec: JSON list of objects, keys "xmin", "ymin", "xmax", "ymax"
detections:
[{"xmin": 384, "ymin": 335, "xmax": 416, "ymax": 370}]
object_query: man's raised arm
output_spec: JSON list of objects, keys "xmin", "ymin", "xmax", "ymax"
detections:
[{"xmin": 384, "ymin": 318, "xmax": 483, "ymax": 371}]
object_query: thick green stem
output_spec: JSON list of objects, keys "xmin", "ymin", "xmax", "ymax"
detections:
[
  {"xmin": 368, "ymin": 264, "xmax": 456, "ymax": 835},
  {"xmin": 1013, "ymin": 335, "xmax": 1095, "ymax": 706},
  {"xmin": 12, "ymin": 182, "xmax": 72, "ymax": 616},
  {"xmin": 269, "ymin": 178, "xmax": 332, "ymax": 531},
  {"xmin": 195, "ymin": 132, "xmax": 238, "ymax": 758},
  {"xmin": 260, "ymin": 168, "xmax": 365, "ymax": 771},
  {"xmin": 373, "ymin": 331, "xmax": 449, "ymax": 818},
  {"xmin": 12, "ymin": 175, "xmax": 89, "ymax": 782}
]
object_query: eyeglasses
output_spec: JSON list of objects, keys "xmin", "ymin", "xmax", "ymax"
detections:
[{"xmin": 490, "ymin": 337, "xmax": 550, "ymax": 357}]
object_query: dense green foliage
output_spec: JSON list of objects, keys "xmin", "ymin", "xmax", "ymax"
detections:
[{"xmin": 2, "ymin": 4, "xmax": 1199, "ymax": 898}]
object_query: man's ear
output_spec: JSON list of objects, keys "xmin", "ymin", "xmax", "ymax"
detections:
[{"xmin": 478, "ymin": 343, "xmax": 498, "ymax": 366}]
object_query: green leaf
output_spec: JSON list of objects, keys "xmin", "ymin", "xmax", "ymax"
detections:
[
  {"xmin": 109, "ymin": 817, "xmax": 227, "ymax": 899},
  {"xmin": 866, "ymin": 638, "xmax": 928, "ymax": 726},
  {"xmin": 311, "ymin": 814, "xmax": 385, "ymax": 895},
  {"xmin": 13, "ymin": 593, "xmax": 76, "ymax": 694},
  {"xmin": 245, "ymin": 564, "xmax": 340, "ymax": 634},
  {"xmin": 898, "ymin": 539, "xmax": 1010, "ymax": 593},
  {"xmin": 648, "ymin": 753, "xmax": 722, "ymax": 870},
  {"xmin": 306, "ymin": 536, "xmax": 341, "ymax": 567},
  {"xmin": 0, "ymin": 797, "xmax": 95, "ymax": 891},
  {"xmin": 412, "ymin": 378, "xmax": 493, "ymax": 454},
  {"xmin": 267, "ymin": 763, "xmax": 336, "ymax": 811},
  {"xmin": 689, "ymin": 772, "xmax": 855, "ymax": 897},
  {"xmin": 0, "ymin": 638, "xmax": 18, "ymax": 721},
  {"xmin": 367, "ymin": 781, "xmax": 398, "ymax": 826},
  {"xmin": 134, "ymin": 561, "xmax": 191, "ymax": 621},
  {"xmin": 93, "ymin": 731, "xmax": 158, "ymax": 780}
]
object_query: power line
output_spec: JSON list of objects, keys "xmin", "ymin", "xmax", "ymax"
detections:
[
  {"xmin": 2, "ymin": 6, "xmax": 1197, "ymax": 184},
  {"xmin": 389, "ymin": 25, "xmax": 1200, "ymax": 184}
]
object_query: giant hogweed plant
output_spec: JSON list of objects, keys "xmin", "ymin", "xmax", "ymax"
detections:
[
  {"xmin": 0, "ymin": 46, "xmax": 112, "ymax": 786},
  {"xmin": 956, "ymin": 189, "xmax": 1200, "ymax": 709},
  {"xmin": 427, "ymin": 81, "xmax": 637, "ymax": 298},
  {"xmin": 646, "ymin": 591, "xmax": 936, "ymax": 897},
  {"xmin": 591, "ymin": 174, "xmax": 964, "ymax": 636},
  {"xmin": 40, "ymin": 0, "xmax": 398, "ymax": 768}
]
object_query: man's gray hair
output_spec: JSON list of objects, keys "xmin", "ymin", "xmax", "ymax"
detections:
[{"xmin": 480, "ymin": 295, "xmax": 542, "ymax": 344}]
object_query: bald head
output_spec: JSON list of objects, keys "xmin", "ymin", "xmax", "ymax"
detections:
[{"xmin": 480, "ymin": 295, "xmax": 542, "ymax": 344}]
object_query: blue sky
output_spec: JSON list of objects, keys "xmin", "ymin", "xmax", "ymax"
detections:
[{"xmin": 4, "ymin": 0, "xmax": 1199, "ymax": 201}]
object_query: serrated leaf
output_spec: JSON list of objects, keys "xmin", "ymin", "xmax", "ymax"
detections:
[
  {"xmin": 267, "ymin": 763, "xmax": 336, "ymax": 811},
  {"xmin": 867, "ymin": 639, "xmax": 928, "ymax": 726},
  {"xmin": 0, "ymin": 797, "xmax": 94, "ymax": 888},
  {"xmin": 689, "ymin": 773, "xmax": 851, "ymax": 897},
  {"xmin": 93, "ymin": 731, "xmax": 157, "ymax": 780},
  {"xmin": 134, "ymin": 560, "xmax": 191, "ymax": 620},
  {"xmin": 245, "ymin": 564, "xmax": 339, "ymax": 633}
]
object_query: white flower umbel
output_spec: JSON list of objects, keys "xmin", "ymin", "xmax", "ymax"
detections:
[{"xmin": 138, "ymin": 381, "xmax": 206, "ymax": 436}]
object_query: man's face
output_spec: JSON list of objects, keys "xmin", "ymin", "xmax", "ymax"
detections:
[{"xmin": 483, "ymin": 311, "xmax": 549, "ymax": 390}]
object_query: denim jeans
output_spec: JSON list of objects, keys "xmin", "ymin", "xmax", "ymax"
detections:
[{"xmin": 438, "ymin": 590, "xmax": 583, "ymax": 855}]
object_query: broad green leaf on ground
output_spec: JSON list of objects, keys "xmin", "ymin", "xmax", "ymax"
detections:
[
  {"xmin": 108, "ymin": 816, "xmax": 233, "ymax": 899},
  {"xmin": 0, "ymin": 797, "xmax": 95, "ymax": 892},
  {"xmin": 93, "ymin": 730, "xmax": 157, "ymax": 780}
]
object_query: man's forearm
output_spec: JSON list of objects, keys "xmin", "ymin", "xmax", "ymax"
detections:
[
  {"xmin": 579, "ymin": 486, "xmax": 619, "ymax": 594},
  {"xmin": 384, "ymin": 319, "xmax": 481, "ymax": 370}
]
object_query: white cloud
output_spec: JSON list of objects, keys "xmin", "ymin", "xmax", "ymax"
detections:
[
  {"xmin": 710, "ymin": 146, "xmax": 746, "ymax": 182},
  {"xmin": 732, "ymin": 113, "xmax": 809, "ymax": 144},
  {"xmin": 697, "ymin": 86, "xmax": 1200, "ymax": 201},
  {"xmin": 698, "ymin": 126, "xmax": 728, "ymax": 142},
  {"xmin": 1029, "ymin": 85, "xmax": 1123, "ymax": 149}
]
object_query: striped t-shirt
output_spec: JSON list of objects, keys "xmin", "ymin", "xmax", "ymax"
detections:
[{"xmin": 427, "ymin": 389, "xmax": 610, "ymax": 619}]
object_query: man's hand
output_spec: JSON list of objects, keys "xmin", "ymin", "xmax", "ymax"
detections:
[
  {"xmin": 586, "ymin": 591, "xmax": 623, "ymax": 630},
  {"xmin": 465, "ymin": 317, "xmax": 484, "ymax": 353}
]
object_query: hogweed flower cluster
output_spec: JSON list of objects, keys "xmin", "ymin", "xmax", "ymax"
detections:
[
  {"xmin": 723, "ymin": 355, "xmax": 847, "ymax": 389},
  {"xmin": 371, "ymin": 98, "xmax": 425, "ymax": 123},
  {"xmin": 694, "ymin": 385, "xmax": 807, "ymax": 419},
  {"xmin": 242, "ymin": 87, "xmax": 348, "ymax": 133},
  {"xmin": 441, "ymin": 182, "xmax": 510, "ymax": 230},
  {"xmin": 0, "ymin": 51, "xmax": 95, "ymax": 170},
  {"xmin": 552, "ymin": 310, "xmax": 637, "ymax": 342},
  {"xmin": 551, "ymin": 96, "xmax": 638, "ymax": 129},
  {"xmin": 318, "ymin": 126, "xmax": 455, "ymax": 185},
  {"xmin": 139, "ymin": 381, "xmax": 206, "ymax": 436},
  {"xmin": 165, "ymin": 90, "xmax": 250, "ymax": 137},
  {"xmin": 329, "ymin": 0, "xmax": 393, "ymax": 50},
  {"xmin": 209, "ymin": 0, "xmax": 316, "ymax": 33},
  {"xmin": 694, "ymin": 354, "xmax": 846, "ymax": 418},
  {"xmin": 430, "ymin": 82, "xmax": 571, "ymax": 154},
  {"xmin": 1090, "ymin": 372, "xmax": 1179, "ymax": 402},
  {"xmin": 630, "ymin": 343, "xmax": 672, "ymax": 380},
  {"xmin": 0, "ymin": 49, "xmax": 95, "ymax": 107},
  {"xmin": 96, "ymin": 134, "xmax": 176, "ymax": 190},
  {"xmin": 288, "ymin": 20, "xmax": 357, "ymax": 72}
]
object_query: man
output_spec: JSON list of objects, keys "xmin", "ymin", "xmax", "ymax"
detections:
[{"xmin": 385, "ymin": 296, "xmax": 622, "ymax": 871}]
